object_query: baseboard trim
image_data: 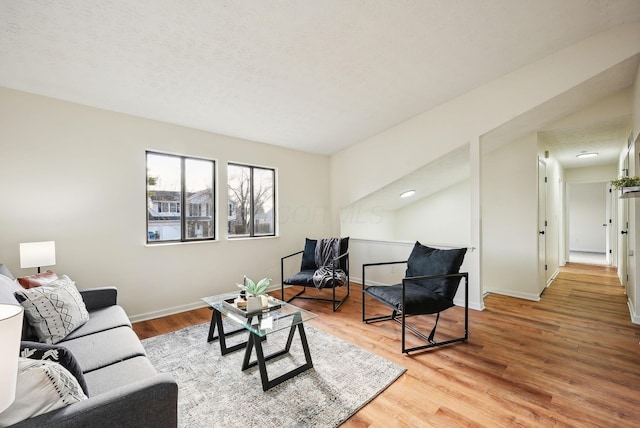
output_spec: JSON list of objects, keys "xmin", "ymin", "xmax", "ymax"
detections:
[
  {"xmin": 628, "ymin": 299, "xmax": 640, "ymax": 325},
  {"xmin": 486, "ymin": 288, "xmax": 541, "ymax": 302},
  {"xmin": 129, "ymin": 301, "xmax": 208, "ymax": 323},
  {"xmin": 130, "ymin": 283, "xmax": 283, "ymax": 323}
]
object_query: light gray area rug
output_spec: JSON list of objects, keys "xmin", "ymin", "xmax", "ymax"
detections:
[{"xmin": 142, "ymin": 321, "xmax": 405, "ymax": 428}]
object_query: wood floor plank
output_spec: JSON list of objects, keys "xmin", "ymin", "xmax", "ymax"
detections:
[{"xmin": 132, "ymin": 265, "xmax": 640, "ymax": 427}]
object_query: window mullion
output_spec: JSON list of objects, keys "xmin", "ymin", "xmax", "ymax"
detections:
[
  {"xmin": 180, "ymin": 157, "xmax": 186, "ymax": 241},
  {"xmin": 249, "ymin": 166, "xmax": 255, "ymax": 236}
]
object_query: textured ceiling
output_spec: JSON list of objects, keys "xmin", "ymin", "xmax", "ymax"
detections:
[
  {"xmin": 540, "ymin": 119, "xmax": 631, "ymax": 169},
  {"xmin": 1, "ymin": 0, "xmax": 640, "ymax": 155}
]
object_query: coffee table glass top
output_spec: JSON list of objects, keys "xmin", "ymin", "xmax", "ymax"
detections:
[{"xmin": 202, "ymin": 292, "xmax": 317, "ymax": 337}]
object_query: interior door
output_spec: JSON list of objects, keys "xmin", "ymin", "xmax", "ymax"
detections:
[
  {"xmin": 538, "ymin": 159, "xmax": 547, "ymax": 294},
  {"xmin": 606, "ymin": 182, "xmax": 615, "ymax": 266},
  {"xmin": 620, "ymin": 150, "xmax": 630, "ymax": 292}
]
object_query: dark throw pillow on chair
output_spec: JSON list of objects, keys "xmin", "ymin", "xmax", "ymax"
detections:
[
  {"xmin": 405, "ymin": 241, "xmax": 467, "ymax": 299},
  {"xmin": 301, "ymin": 238, "xmax": 318, "ymax": 271},
  {"xmin": 300, "ymin": 237, "xmax": 349, "ymax": 272}
]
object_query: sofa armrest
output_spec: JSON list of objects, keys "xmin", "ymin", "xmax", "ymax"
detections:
[
  {"xmin": 11, "ymin": 373, "xmax": 178, "ymax": 428},
  {"xmin": 80, "ymin": 287, "xmax": 118, "ymax": 310}
]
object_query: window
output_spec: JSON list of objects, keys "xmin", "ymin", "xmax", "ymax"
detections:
[
  {"xmin": 146, "ymin": 151, "xmax": 215, "ymax": 243},
  {"xmin": 227, "ymin": 163, "xmax": 275, "ymax": 238}
]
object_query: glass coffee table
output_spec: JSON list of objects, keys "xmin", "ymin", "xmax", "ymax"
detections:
[{"xmin": 201, "ymin": 292, "xmax": 317, "ymax": 391}]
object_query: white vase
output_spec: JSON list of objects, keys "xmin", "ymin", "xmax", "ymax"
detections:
[{"xmin": 246, "ymin": 296, "xmax": 263, "ymax": 312}]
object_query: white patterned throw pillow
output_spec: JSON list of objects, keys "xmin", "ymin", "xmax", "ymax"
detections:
[
  {"xmin": 0, "ymin": 357, "xmax": 87, "ymax": 427},
  {"xmin": 15, "ymin": 275, "xmax": 89, "ymax": 344}
]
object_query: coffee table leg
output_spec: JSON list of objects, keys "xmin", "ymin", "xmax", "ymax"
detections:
[
  {"xmin": 241, "ymin": 322, "xmax": 314, "ymax": 391},
  {"xmin": 207, "ymin": 308, "xmax": 249, "ymax": 355}
]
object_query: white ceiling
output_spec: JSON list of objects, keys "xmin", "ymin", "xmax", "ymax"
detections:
[{"xmin": 1, "ymin": 0, "xmax": 640, "ymax": 156}]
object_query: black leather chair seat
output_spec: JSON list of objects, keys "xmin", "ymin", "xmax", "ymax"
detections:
[
  {"xmin": 364, "ymin": 283, "xmax": 454, "ymax": 315},
  {"xmin": 283, "ymin": 270, "xmax": 344, "ymax": 288}
]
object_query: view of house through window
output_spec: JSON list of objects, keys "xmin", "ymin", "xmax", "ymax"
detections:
[
  {"xmin": 146, "ymin": 152, "xmax": 215, "ymax": 243},
  {"xmin": 227, "ymin": 163, "xmax": 275, "ymax": 237}
]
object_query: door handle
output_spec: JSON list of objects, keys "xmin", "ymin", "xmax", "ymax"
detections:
[
  {"xmin": 539, "ymin": 231, "xmax": 545, "ymax": 235},
  {"xmin": 621, "ymin": 230, "xmax": 628, "ymax": 234}
]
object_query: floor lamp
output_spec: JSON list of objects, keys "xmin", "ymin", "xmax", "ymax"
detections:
[{"xmin": 0, "ymin": 304, "xmax": 23, "ymax": 412}]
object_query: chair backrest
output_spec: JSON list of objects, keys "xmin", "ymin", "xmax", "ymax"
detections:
[
  {"xmin": 300, "ymin": 237, "xmax": 349, "ymax": 272},
  {"xmin": 405, "ymin": 241, "xmax": 466, "ymax": 300}
]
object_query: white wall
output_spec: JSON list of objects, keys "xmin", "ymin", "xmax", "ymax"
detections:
[
  {"xmin": 568, "ymin": 182, "xmax": 608, "ymax": 253},
  {"xmin": 340, "ymin": 206, "xmax": 396, "ymax": 241},
  {"xmin": 482, "ymin": 134, "xmax": 539, "ymax": 300},
  {"xmin": 634, "ymin": 56, "xmax": 640, "ymax": 145},
  {"xmin": 564, "ymin": 165, "xmax": 619, "ymax": 182},
  {"xmin": 0, "ymin": 87, "xmax": 332, "ymax": 320},
  {"xmin": 394, "ymin": 179, "xmax": 470, "ymax": 245},
  {"xmin": 630, "ymin": 61, "xmax": 640, "ymax": 322},
  {"xmin": 340, "ymin": 178, "xmax": 471, "ymax": 246}
]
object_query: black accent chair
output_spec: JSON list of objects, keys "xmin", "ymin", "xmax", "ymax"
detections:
[
  {"xmin": 281, "ymin": 238, "xmax": 350, "ymax": 311},
  {"xmin": 362, "ymin": 241, "xmax": 468, "ymax": 353}
]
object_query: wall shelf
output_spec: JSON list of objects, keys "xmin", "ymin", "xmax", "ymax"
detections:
[{"xmin": 619, "ymin": 187, "xmax": 640, "ymax": 198}]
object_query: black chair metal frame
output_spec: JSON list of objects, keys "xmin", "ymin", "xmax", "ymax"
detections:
[
  {"xmin": 362, "ymin": 260, "xmax": 468, "ymax": 354},
  {"xmin": 281, "ymin": 250, "xmax": 350, "ymax": 312}
]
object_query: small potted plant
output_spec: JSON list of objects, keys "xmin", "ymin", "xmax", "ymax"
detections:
[
  {"xmin": 611, "ymin": 176, "xmax": 640, "ymax": 197},
  {"xmin": 237, "ymin": 276, "xmax": 272, "ymax": 312}
]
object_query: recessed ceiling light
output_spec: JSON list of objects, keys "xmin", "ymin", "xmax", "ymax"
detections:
[
  {"xmin": 400, "ymin": 190, "xmax": 415, "ymax": 198},
  {"xmin": 576, "ymin": 152, "xmax": 598, "ymax": 158}
]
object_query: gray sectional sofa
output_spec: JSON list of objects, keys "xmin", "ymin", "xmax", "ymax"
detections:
[{"xmin": 0, "ymin": 267, "xmax": 177, "ymax": 428}]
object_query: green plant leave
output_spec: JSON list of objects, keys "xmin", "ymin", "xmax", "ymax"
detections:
[
  {"xmin": 611, "ymin": 176, "xmax": 640, "ymax": 190},
  {"xmin": 237, "ymin": 277, "xmax": 272, "ymax": 296}
]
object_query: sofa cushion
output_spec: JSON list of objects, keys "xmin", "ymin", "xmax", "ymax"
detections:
[
  {"xmin": 63, "ymin": 305, "xmax": 131, "ymax": 341},
  {"xmin": 365, "ymin": 282, "xmax": 455, "ymax": 315},
  {"xmin": 17, "ymin": 270, "xmax": 58, "ymax": 289},
  {"xmin": 83, "ymin": 356, "xmax": 158, "ymax": 397},
  {"xmin": 15, "ymin": 275, "xmax": 90, "ymax": 344},
  {"xmin": 60, "ymin": 326, "xmax": 146, "ymax": 373},
  {"xmin": 20, "ymin": 341, "xmax": 89, "ymax": 395},
  {"xmin": 283, "ymin": 269, "xmax": 316, "ymax": 286},
  {"xmin": 0, "ymin": 358, "xmax": 87, "ymax": 427}
]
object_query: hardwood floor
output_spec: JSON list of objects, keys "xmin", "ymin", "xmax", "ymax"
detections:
[{"xmin": 132, "ymin": 263, "xmax": 640, "ymax": 427}]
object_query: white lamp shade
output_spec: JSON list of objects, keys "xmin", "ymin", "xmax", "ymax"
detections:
[
  {"xmin": 0, "ymin": 304, "xmax": 24, "ymax": 412},
  {"xmin": 19, "ymin": 241, "xmax": 56, "ymax": 269}
]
